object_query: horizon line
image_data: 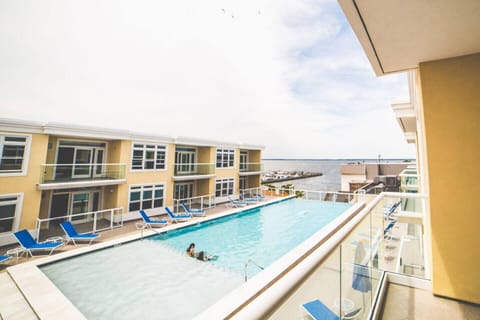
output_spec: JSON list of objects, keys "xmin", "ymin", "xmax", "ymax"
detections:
[{"xmin": 262, "ymin": 158, "xmax": 415, "ymax": 161}]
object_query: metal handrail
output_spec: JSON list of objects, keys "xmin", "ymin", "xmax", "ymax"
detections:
[
  {"xmin": 197, "ymin": 192, "xmax": 429, "ymax": 319},
  {"xmin": 244, "ymin": 259, "xmax": 265, "ymax": 282},
  {"xmin": 35, "ymin": 207, "xmax": 123, "ymax": 241},
  {"xmin": 40, "ymin": 163, "xmax": 126, "ymax": 183},
  {"xmin": 173, "ymin": 194, "xmax": 216, "ymax": 212}
]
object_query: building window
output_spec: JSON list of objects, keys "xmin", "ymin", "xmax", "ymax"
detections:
[
  {"xmin": 215, "ymin": 178, "xmax": 234, "ymax": 197},
  {"xmin": 174, "ymin": 182, "xmax": 194, "ymax": 200},
  {"xmin": 0, "ymin": 135, "xmax": 29, "ymax": 175},
  {"xmin": 129, "ymin": 184, "xmax": 165, "ymax": 212},
  {"xmin": 216, "ymin": 148, "xmax": 235, "ymax": 168},
  {"xmin": 0, "ymin": 194, "xmax": 21, "ymax": 234},
  {"xmin": 131, "ymin": 143, "xmax": 167, "ymax": 170}
]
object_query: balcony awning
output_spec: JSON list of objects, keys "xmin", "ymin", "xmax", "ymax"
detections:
[
  {"xmin": 338, "ymin": 0, "xmax": 480, "ymax": 75},
  {"xmin": 37, "ymin": 179, "xmax": 126, "ymax": 190},
  {"xmin": 172, "ymin": 174, "xmax": 216, "ymax": 182}
]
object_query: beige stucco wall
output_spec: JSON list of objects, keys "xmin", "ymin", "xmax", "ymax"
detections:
[
  {"xmin": 0, "ymin": 133, "xmax": 48, "ymax": 233},
  {"xmin": 340, "ymin": 174, "xmax": 366, "ymax": 192},
  {"xmin": 419, "ymin": 53, "xmax": 480, "ymax": 304},
  {"xmin": 247, "ymin": 175, "xmax": 261, "ymax": 188},
  {"xmin": 247, "ymin": 150, "xmax": 261, "ymax": 163},
  {"xmin": 118, "ymin": 141, "xmax": 175, "ymax": 211}
]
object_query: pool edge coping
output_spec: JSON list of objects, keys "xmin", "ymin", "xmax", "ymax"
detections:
[
  {"xmin": 193, "ymin": 201, "xmax": 367, "ymax": 320},
  {"xmin": 6, "ymin": 197, "xmax": 291, "ymax": 319}
]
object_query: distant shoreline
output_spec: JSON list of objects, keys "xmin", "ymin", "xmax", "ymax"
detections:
[
  {"xmin": 261, "ymin": 173, "xmax": 323, "ymax": 184},
  {"xmin": 263, "ymin": 158, "xmax": 414, "ymax": 162}
]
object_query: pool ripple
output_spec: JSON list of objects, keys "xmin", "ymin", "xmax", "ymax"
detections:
[{"xmin": 41, "ymin": 240, "xmax": 243, "ymax": 319}]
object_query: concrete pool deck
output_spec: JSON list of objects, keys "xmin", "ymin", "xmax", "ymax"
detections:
[
  {"xmin": 0, "ymin": 197, "xmax": 287, "ymax": 320},
  {"xmin": 2, "ymin": 196, "xmax": 478, "ymax": 320}
]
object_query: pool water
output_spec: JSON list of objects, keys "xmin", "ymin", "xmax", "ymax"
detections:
[
  {"xmin": 41, "ymin": 199, "xmax": 351, "ymax": 319},
  {"xmin": 156, "ymin": 199, "xmax": 350, "ymax": 278}
]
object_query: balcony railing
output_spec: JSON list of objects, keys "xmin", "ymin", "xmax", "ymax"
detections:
[
  {"xmin": 399, "ymin": 174, "xmax": 420, "ymax": 192},
  {"xmin": 239, "ymin": 162, "xmax": 264, "ymax": 172},
  {"xmin": 172, "ymin": 194, "xmax": 216, "ymax": 213},
  {"xmin": 35, "ymin": 207, "xmax": 123, "ymax": 242},
  {"xmin": 196, "ymin": 191, "xmax": 428, "ymax": 319},
  {"xmin": 40, "ymin": 163, "xmax": 126, "ymax": 184},
  {"xmin": 173, "ymin": 163, "xmax": 215, "ymax": 176}
]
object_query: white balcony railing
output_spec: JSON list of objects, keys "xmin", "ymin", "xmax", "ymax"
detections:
[
  {"xmin": 196, "ymin": 192, "xmax": 428, "ymax": 319},
  {"xmin": 173, "ymin": 163, "xmax": 215, "ymax": 176},
  {"xmin": 40, "ymin": 163, "xmax": 126, "ymax": 184},
  {"xmin": 173, "ymin": 194, "xmax": 216, "ymax": 213},
  {"xmin": 35, "ymin": 207, "xmax": 123, "ymax": 242},
  {"xmin": 239, "ymin": 162, "xmax": 264, "ymax": 172}
]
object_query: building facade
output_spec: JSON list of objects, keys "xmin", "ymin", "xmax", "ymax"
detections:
[
  {"xmin": 339, "ymin": 0, "xmax": 480, "ymax": 305},
  {"xmin": 0, "ymin": 119, "xmax": 263, "ymax": 246}
]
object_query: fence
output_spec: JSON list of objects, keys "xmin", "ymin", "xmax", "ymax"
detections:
[{"xmin": 35, "ymin": 207, "xmax": 123, "ymax": 242}]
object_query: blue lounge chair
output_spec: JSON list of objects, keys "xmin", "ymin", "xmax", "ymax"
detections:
[
  {"xmin": 253, "ymin": 193, "xmax": 266, "ymax": 201},
  {"xmin": 301, "ymin": 299, "xmax": 361, "ymax": 320},
  {"xmin": 243, "ymin": 197, "xmax": 259, "ymax": 204},
  {"xmin": 180, "ymin": 203, "xmax": 206, "ymax": 217},
  {"xmin": 383, "ymin": 220, "xmax": 397, "ymax": 240},
  {"xmin": 227, "ymin": 196, "xmax": 247, "ymax": 207},
  {"xmin": 0, "ymin": 255, "xmax": 11, "ymax": 264},
  {"xmin": 60, "ymin": 221, "xmax": 100, "ymax": 246},
  {"xmin": 139, "ymin": 210, "xmax": 169, "ymax": 229},
  {"xmin": 384, "ymin": 201, "xmax": 401, "ymax": 219},
  {"xmin": 13, "ymin": 229, "xmax": 64, "ymax": 257},
  {"xmin": 165, "ymin": 207, "xmax": 192, "ymax": 223}
]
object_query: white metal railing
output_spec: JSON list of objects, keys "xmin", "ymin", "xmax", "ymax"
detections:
[
  {"xmin": 262, "ymin": 185, "xmax": 376, "ymax": 204},
  {"xmin": 40, "ymin": 163, "xmax": 126, "ymax": 184},
  {"xmin": 196, "ymin": 192, "xmax": 429, "ymax": 319},
  {"xmin": 239, "ymin": 162, "xmax": 264, "ymax": 172},
  {"xmin": 35, "ymin": 207, "xmax": 123, "ymax": 242},
  {"xmin": 239, "ymin": 187, "xmax": 264, "ymax": 199},
  {"xmin": 173, "ymin": 194, "xmax": 215, "ymax": 213},
  {"xmin": 173, "ymin": 163, "xmax": 215, "ymax": 176}
]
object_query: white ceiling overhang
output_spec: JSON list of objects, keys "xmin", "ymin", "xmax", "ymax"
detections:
[{"xmin": 338, "ymin": 0, "xmax": 480, "ymax": 75}]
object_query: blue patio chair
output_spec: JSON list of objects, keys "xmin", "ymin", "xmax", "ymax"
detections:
[
  {"xmin": 383, "ymin": 200, "xmax": 401, "ymax": 219},
  {"xmin": 253, "ymin": 193, "xmax": 266, "ymax": 201},
  {"xmin": 0, "ymin": 255, "xmax": 11, "ymax": 264},
  {"xmin": 165, "ymin": 207, "xmax": 192, "ymax": 223},
  {"xmin": 13, "ymin": 229, "xmax": 64, "ymax": 257},
  {"xmin": 301, "ymin": 299, "xmax": 362, "ymax": 320},
  {"xmin": 60, "ymin": 221, "xmax": 100, "ymax": 246},
  {"xmin": 180, "ymin": 203, "xmax": 206, "ymax": 217},
  {"xmin": 139, "ymin": 210, "xmax": 169, "ymax": 229},
  {"xmin": 243, "ymin": 197, "xmax": 259, "ymax": 204},
  {"xmin": 227, "ymin": 196, "xmax": 247, "ymax": 207},
  {"xmin": 383, "ymin": 220, "xmax": 397, "ymax": 240}
]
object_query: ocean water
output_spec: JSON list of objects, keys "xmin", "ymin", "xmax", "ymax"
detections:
[{"xmin": 263, "ymin": 159, "xmax": 409, "ymax": 192}]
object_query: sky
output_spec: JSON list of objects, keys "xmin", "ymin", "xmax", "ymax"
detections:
[{"xmin": 0, "ymin": 0, "xmax": 415, "ymax": 159}]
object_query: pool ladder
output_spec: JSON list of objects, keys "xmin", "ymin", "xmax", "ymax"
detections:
[{"xmin": 244, "ymin": 259, "xmax": 264, "ymax": 282}]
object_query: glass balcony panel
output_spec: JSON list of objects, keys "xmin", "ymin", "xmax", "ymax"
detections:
[
  {"xmin": 267, "ymin": 247, "xmax": 342, "ymax": 320},
  {"xmin": 239, "ymin": 162, "xmax": 264, "ymax": 172},
  {"xmin": 173, "ymin": 163, "xmax": 215, "ymax": 176},
  {"xmin": 35, "ymin": 207, "xmax": 123, "ymax": 242},
  {"xmin": 40, "ymin": 163, "xmax": 126, "ymax": 184}
]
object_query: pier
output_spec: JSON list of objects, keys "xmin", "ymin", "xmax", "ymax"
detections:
[{"xmin": 261, "ymin": 172, "xmax": 323, "ymax": 184}]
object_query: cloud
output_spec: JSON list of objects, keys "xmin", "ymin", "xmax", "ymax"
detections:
[{"xmin": 0, "ymin": 0, "xmax": 415, "ymax": 158}]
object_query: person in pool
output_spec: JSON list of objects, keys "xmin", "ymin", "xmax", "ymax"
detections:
[
  {"xmin": 186, "ymin": 243, "xmax": 216, "ymax": 261},
  {"xmin": 186, "ymin": 243, "xmax": 196, "ymax": 257}
]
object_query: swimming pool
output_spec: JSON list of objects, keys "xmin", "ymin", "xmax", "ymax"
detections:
[{"xmin": 41, "ymin": 199, "xmax": 351, "ymax": 319}]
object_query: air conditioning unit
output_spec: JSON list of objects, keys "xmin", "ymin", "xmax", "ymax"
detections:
[{"xmin": 386, "ymin": 176, "xmax": 398, "ymax": 187}]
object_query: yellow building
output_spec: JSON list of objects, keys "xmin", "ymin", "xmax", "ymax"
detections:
[
  {"xmin": 339, "ymin": 0, "xmax": 480, "ymax": 305},
  {"xmin": 0, "ymin": 119, "xmax": 263, "ymax": 246}
]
